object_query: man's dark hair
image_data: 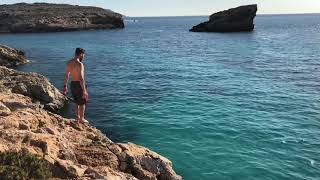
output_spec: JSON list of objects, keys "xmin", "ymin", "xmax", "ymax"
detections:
[{"xmin": 75, "ymin": 48, "xmax": 85, "ymax": 56}]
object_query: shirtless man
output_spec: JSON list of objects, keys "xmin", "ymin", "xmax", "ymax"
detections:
[{"xmin": 63, "ymin": 48, "xmax": 88, "ymax": 123}]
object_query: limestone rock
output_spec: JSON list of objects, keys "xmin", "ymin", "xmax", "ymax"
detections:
[
  {"xmin": 0, "ymin": 3, "xmax": 124, "ymax": 33},
  {"xmin": 118, "ymin": 143, "xmax": 182, "ymax": 180},
  {"xmin": 190, "ymin": 4, "xmax": 257, "ymax": 32},
  {"xmin": 0, "ymin": 101, "xmax": 11, "ymax": 116},
  {"xmin": 56, "ymin": 160, "xmax": 87, "ymax": 178},
  {"xmin": 0, "ymin": 90, "xmax": 181, "ymax": 179},
  {"xmin": 19, "ymin": 123, "xmax": 30, "ymax": 130},
  {"xmin": 0, "ymin": 44, "xmax": 29, "ymax": 67},
  {"xmin": 0, "ymin": 66, "xmax": 68, "ymax": 113}
]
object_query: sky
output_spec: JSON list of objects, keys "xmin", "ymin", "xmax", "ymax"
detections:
[{"xmin": 2, "ymin": 0, "xmax": 320, "ymax": 17}]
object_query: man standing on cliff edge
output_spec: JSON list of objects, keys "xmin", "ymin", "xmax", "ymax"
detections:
[{"xmin": 63, "ymin": 48, "xmax": 88, "ymax": 124}]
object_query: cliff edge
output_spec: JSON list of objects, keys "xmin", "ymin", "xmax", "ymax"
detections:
[{"xmin": 0, "ymin": 47, "xmax": 181, "ymax": 179}]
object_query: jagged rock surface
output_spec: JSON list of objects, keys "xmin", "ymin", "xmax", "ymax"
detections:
[
  {"xmin": 0, "ymin": 3, "xmax": 124, "ymax": 33},
  {"xmin": 190, "ymin": 4, "xmax": 257, "ymax": 32},
  {"xmin": 0, "ymin": 44, "xmax": 29, "ymax": 67},
  {"xmin": 0, "ymin": 92, "xmax": 182, "ymax": 180},
  {"xmin": 0, "ymin": 66, "xmax": 68, "ymax": 113}
]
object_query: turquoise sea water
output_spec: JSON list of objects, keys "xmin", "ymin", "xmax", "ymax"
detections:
[{"xmin": 1, "ymin": 14, "xmax": 320, "ymax": 179}]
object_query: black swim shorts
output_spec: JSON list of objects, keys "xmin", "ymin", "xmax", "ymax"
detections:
[{"xmin": 70, "ymin": 81, "xmax": 88, "ymax": 105}]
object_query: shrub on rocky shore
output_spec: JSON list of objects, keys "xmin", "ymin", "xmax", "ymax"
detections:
[{"xmin": 0, "ymin": 151, "xmax": 52, "ymax": 179}]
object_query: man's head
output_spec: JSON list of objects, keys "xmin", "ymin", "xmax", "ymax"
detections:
[{"xmin": 75, "ymin": 48, "xmax": 85, "ymax": 62}]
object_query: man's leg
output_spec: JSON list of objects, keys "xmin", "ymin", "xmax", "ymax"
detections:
[
  {"xmin": 75, "ymin": 104, "xmax": 80, "ymax": 122},
  {"xmin": 79, "ymin": 104, "xmax": 86, "ymax": 122}
]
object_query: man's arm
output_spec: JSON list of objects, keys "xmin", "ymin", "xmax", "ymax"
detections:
[
  {"xmin": 79, "ymin": 63, "xmax": 88, "ymax": 98},
  {"xmin": 63, "ymin": 64, "xmax": 70, "ymax": 95}
]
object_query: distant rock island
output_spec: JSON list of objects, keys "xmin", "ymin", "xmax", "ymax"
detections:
[
  {"xmin": 190, "ymin": 4, "xmax": 257, "ymax": 32},
  {"xmin": 0, "ymin": 3, "xmax": 124, "ymax": 33}
]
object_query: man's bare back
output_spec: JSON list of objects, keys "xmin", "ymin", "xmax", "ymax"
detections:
[
  {"xmin": 66, "ymin": 58, "xmax": 83, "ymax": 81},
  {"xmin": 65, "ymin": 57, "xmax": 87, "ymax": 100}
]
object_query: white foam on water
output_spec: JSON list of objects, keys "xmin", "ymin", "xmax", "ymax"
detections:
[{"xmin": 310, "ymin": 160, "xmax": 315, "ymax": 166}]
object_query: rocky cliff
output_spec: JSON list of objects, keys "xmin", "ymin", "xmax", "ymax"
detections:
[
  {"xmin": 190, "ymin": 4, "xmax": 257, "ymax": 32},
  {"xmin": 0, "ymin": 46, "xmax": 181, "ymax": 179},
  {"xmin": 0, "ymin": 66, "xmax": 68, "ymax": 113},
  {"xmin": 0, "ymin": 91, "xmax": 181, "ymax": 179},
  {"xmin": 0, "ymin": 45, "xmax": 29, "ymax": 67},
  {"xmin": 0, "ymin": 44, "xmax": 68, "ymax": 112},
  {"xmin": 0, "ymin": 3, "xmax": 124, "ymax": 33}
]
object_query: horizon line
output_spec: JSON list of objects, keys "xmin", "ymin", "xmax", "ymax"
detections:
[{"xmin": 124, "ymin": 12, "xmax": 320, "ymax": 18}]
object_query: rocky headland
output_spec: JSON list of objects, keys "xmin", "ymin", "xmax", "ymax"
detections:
[
  {"xmin": 0, "ymin": 3, "xmax": 124, "ymax": 33},
  {"xmin": 190, "ymin": 4, "xmax": 258, "ymax": 32},
  {"xmin": 0, "ymin": 45, "xmax": 181, "ymax": 179},
  {"xmin": 0, "ymin": 45, "xmax": 29, "ymax": 67}
]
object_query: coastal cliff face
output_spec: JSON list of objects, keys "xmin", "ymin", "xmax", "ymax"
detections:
[
  {"xmin": 0, "ymin": 3, "xmax": 124, "ymax": 33},
  {"xmin": 0, "ymin": 44, "xmax": 181, "ymax": 179},
  {"xmin": 190, "ymin": 4, "xmax": 257, "ymax": 32}
]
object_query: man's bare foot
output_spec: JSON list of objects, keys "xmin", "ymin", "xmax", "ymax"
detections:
[
  {"xmin": 79, "ymin": 119, "xmax": 89, "ymax": 124},
  {"xmin": 76, "ymin": 119, "xmax": 82, "ymax": 124}
]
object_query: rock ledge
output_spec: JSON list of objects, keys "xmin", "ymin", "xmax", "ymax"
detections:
[
  {"xmin": 0, "ymin": 91, "xmax": 181, "ymax": 179},
  {"xmin": 0, "ymin": 45, "xmax": 29, "ymax": 67},
  {"xmin": 0, "ymin": 66, "xmax": 68, "ymax": 113}
]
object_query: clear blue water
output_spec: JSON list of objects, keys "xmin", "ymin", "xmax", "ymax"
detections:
[{"xmin": 1, "ymin": 14, "xmax": 320, "ymax": 180}]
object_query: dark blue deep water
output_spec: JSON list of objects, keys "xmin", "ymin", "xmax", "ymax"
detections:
[{"xmin": 1, "ymin": 14, "xmax": 320, "ymax": 180}]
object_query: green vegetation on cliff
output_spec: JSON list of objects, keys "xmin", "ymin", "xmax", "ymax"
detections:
[{"xmin": 0, "ymin": 151, "xmax": 52, "ymax": 179}]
